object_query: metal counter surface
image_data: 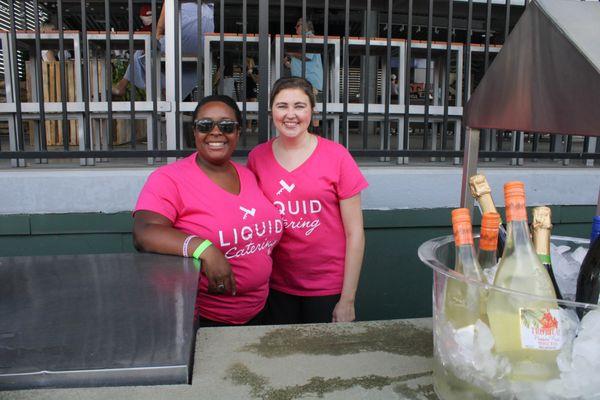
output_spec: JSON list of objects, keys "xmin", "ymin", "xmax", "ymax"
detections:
[
  {"xmin": 1, "ymin": 319, "xmax": 435, "ymax": 400},
  {"xmin": 0, "ymin": 253, "xmax": 199, "ymax": 389}
]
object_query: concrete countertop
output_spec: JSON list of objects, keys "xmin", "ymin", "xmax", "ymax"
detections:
[{"xmin": 1, "ymin": 319, "xmax": 435, "ymax": 400}]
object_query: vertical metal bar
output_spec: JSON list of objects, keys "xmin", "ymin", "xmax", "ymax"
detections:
[
  {"xmin": 484, "ymin": 0, "xmax": 492, "ymax": 71},
  {"xmin": 532, "ymin": 133, "xmax": 539, "ymax": 152},
  {"xmin": 362, "ymin": 0, "xmax": 371, "ymax": 149},
  {"xmin": 258, "ymin": 0, "xmax": 269, "ymax": 143},
  {"xmin": 322, "ymin": 0, "xmax": 329, "ymax": 136},
  {"xmin": 129, "ymin": 0, "xmax": 136, "ymax": 149},
  {"xmin": 280, "ymin": 0, "xmax": 285, "ymax": 74},
  {"xmin": 505, "ymin": 0, "xmax": 511, "ymax": 42},
  {"xmin": 460, "ymin": 128, "xmax": 480, "ymax": 212},
  {"xmin": 301, "ymin": 0, "xmax": 306, "ymax": 78},
  {"xmin": 33, "ymin": 0, "xmax": 47, "ymax": 152},
  {"xmin": 8, "ymin": 1, "xmax": 24, "ymax": 153},
  {"xmin": 566, "ymin": 135, "xmax": 573, "ymax": 153},
  {"xmin": 151, "ymin": 0, "xmax": 158, "ymax": 152},
  {"xmin": 383, "ymin": 0, "xmax": 392, "ymax": 149},
  {"xmin": 342, "ymin": 0, "xmax": 350, "ymax": 148},
  {"xmin": 403, "ymin": 0, "xmax": 413, "ymax": 152},
  {"xmin": 219, "ymin": 0, "xmax": 224, "ymax": 95},
  {"xmin": 242, "ymin": 0, "xmax": 247, "ymax": 138},
  {"xmin": 197, "ymin": 0, "xmax": 203, "ymax": 96},
  {"xmin": 441, "ymin": 0, "xmax": 453, "ymax": 151},
  {"xmin": 175, "ymin": 0, "xmax": 181, "ymax": 149},
  {"xmin": 461, "ymin": 0, "xmax": 473, "ymax": 151},
  {"xmin": 500, "ymin": 0, "xmax": 510, "ymax": 154},
  {"xmin": 57, "ymin": 0, "xmax": 69, "ymax": 150},
  {"xmin": 105, "ymin": 0, "xmax": 113, "ymax": 150},
  {"xmin": 81, "ymin": 0, "xmax": 91, "ymax": 152},
  {"xmin": 422, "ymin": 0, "xmax": 433, "ymax": 150}
]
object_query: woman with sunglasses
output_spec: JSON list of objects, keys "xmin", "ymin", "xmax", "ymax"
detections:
[
  {"xmin": 247, "ymin": 77, "xmax": 368, "ymax": 324},
  {"xmin": 133, "ymin": 95, "xmax": 282, "ymax": 327}
]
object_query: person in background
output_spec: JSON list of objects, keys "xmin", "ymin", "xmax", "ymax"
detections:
[
  {"xmin": 390, "ymin": 73, "xmax": 399, "ymax": 103},
  {"xmin": 244, "ymin": 57, "xmax": 259, "ymax": 134},
  {"xmin": 40, "ymin": 20, "xmax": 72, "ymax": 62},
  {"xmin": 247, "ymin": 77, "xmax": 368, "ymax": 324},
  {"xmin": 285, "ymin": 19, "xmax": 323, "ymax": 133},
  {"xmin": 113, "ymin": 1, "xmax": 215, "ymax": 100},
  {"xmin": 133, "ymin": 95, "xmax": 282, "ymax": 327}
]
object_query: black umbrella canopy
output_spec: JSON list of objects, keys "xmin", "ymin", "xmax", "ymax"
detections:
[{"xmin": 464, "ymin": 0, "xmax": 600, "ymax": 137}]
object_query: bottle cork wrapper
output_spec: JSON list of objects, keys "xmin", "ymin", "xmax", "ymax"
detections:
[
  {"xmin": 504, "ymin": 182, "xmax": 527, "ymax": 222},
  {"xmin": 480, "ymin": 226, "xmax": 499, "ymax": 251},
  {"xmin": 452, "ymin": 208, "xmax": 473, "ymax": 247},
  {"xmin": 533, "ymin": 229, "xmax": 551, "ymax": 256},
  {"xmin": 469, "ymin": 176, "xmax": 500, "ymax": 219},
  {"xmin": 468, "ymin": 175, "xmax": 491, "ymax": 198},
  {"xmin": 453, "ymin": 222, "xmax": 474, "ymax": 246},
  {"xmin": 532, "ymin": 207, "xmax": 552, "ymax": 255}
]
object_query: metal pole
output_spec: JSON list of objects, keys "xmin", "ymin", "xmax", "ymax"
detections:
[
  {"xmin": 460, "ymin": 128, "xmax": 480, "ymax": 214},
  {"xmin": 258, "ymin": 0, "xmax": 269, "ymax": 143}
]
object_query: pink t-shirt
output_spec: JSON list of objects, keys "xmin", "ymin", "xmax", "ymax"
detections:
[
  {"xmin": 247, "ymin": 136, "xmax": 368, "ymax": 296},
  {"xmin": 135, "ymin": 154, "xmax": 282, "ymax": 325}
]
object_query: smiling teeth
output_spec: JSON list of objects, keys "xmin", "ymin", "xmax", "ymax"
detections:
[{"xmin": 207, "ymin": 142, "xmax": 226, "ymax": 149}]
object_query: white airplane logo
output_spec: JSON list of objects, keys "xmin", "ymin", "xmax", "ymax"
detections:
[
  {"xmin": 240, "ymin": 206, "xmax": 256, "ymax": 220},
  {"xmin": 276, "ymin": 179, "xmax": 295, "ymax": 196}
]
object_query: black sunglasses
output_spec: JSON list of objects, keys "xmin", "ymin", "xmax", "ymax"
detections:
[{"xmin": 193, "ymin": 118, "xmax": 239, "ymax": 134}]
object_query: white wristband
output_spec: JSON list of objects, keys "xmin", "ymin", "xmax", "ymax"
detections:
[{"xmin": 182, "ymin": 235, "xmax": 197, "ymax": 258}]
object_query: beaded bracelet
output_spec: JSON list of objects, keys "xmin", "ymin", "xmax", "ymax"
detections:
[{"xmin": 182, "ymin": 235, "xmax": 197, "ymax": 258}]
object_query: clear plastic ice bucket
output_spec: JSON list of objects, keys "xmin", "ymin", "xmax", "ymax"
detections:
[{"xmin": 418, "ymin": 235, "xmax": 600, "ymax": 400}]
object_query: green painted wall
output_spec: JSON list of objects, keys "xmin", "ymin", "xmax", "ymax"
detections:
[{"xmin": 0, "ymin": 206, "xmax": 595, "ymax": 321}]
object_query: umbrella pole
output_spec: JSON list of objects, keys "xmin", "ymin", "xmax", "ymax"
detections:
[{"xmin": 460, "ymin": 127, "xmax": 480, "ymax": 214}]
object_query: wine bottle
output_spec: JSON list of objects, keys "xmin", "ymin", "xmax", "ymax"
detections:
[
  {"xmin": 444, "ymin": 208, "xmax": 486, "ymax": 329},
  {"xmin": 478, "ymin": 212, "xmax": 500, "ymax": 271},
  {"xmin": 531, "ymin": 206, "xmax": 563, "ymax": 301},
  {"xmin": 590, "ymin": 215, "xmax": 600, "ymax": 243},
  {"xmin": 469, "ymin": 174, "xmax": 506, "ymax": 255},
  {"xmin": 575, "ymin": 216, "xmax": 600, "ymax": 316},
  {"xmin": 486, "ymin": 181, "xmax": 560, "ymax": 381}
]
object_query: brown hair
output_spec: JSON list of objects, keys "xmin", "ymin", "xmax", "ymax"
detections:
[{"xmin": 269, "ymin": 77, "xmax": 316, "ymax": 109}]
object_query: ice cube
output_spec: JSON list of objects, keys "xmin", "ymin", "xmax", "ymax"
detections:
[
  {"xmin": 483, "ymin": 264, "xmax": 498, "ymax": 284},
  {"xmin": 550, "ymin": 243, "xmax": 581, "ymax": 301}
]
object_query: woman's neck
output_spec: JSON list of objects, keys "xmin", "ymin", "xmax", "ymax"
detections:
[
  {"xmin": 195, "ymin": 155, "xmax": 232, "ymax": 174},
  {"xmin": 277, "ymin": 131, "xmax": 313, "ymax": 151}
]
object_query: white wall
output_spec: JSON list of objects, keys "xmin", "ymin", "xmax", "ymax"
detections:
[{"xmin": 0, "ymin": 167, "xmax": 598, "ymax": 215}]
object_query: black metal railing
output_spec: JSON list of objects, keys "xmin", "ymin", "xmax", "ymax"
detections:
[{"xmin": 0, "ymin": 0, "xmax": 598, "ymax": 167}]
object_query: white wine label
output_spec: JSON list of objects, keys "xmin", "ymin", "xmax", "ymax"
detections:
[{"xmin": 519, "ymin": 308, "xmax": 562, "ymax": 350}]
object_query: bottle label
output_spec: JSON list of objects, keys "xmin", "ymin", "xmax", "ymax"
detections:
[{"xmin": 519, "ymin": 308, "xmax": 562, "ymax": 350}]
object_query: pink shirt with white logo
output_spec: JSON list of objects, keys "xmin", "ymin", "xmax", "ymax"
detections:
[
  {"xmin": 247, "ymin": 136, "xmax": 368, "ymax": 296},
  {"xmin": 135, "ymin": 154, "xmax": 282, "ymax": 325}
]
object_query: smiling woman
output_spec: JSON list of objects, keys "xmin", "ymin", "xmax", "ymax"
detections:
[
  {"xmin": 132, "ymin": 95, "xmax": 282, "ymax": 328},
  {"xmin": 247, "ymin": 77, "xmax": 369, "ymax": 325}
]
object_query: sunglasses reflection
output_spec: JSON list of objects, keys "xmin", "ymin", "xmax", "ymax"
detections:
[{"xmin": 194, "ymin": 119, "xmax": 240, "ymax": 134}]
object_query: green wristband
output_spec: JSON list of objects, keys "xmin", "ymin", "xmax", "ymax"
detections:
[{"xmin": 192, "ymin": 240, "xmax": 213, "ymax": 260}]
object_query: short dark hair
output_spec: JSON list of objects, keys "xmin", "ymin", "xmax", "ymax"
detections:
[
  {"xmin": 193, "ymin": 94, "xmax": 242, "ymax": 126},
  {"xmin": 269, "ymin": 77, "xmax": 316, "ymax": 109}
]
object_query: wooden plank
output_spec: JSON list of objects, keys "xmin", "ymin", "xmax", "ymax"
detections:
[
  {"xmin": 25, "ymin": 61, "xmax": 35, "ymax": 145},
  {"xmin": 42, "ymin": 61, "xmax": 54, "ymax": 145},
  {"xmin": 67, "ymin": 60, "xmax": 77, "ymax": 145}
]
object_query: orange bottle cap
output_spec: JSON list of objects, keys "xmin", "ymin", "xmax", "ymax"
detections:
[
  {"xmin": 504, "ymin": 181, "xmax": 527, "ymax": 221},
  {"xmin": 451, "ymin": 208, "xmax": 473, "ymax": 246},
  {"xmin": 480, "ymin": 212, "xmax": 500, "ymax": 251}
]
